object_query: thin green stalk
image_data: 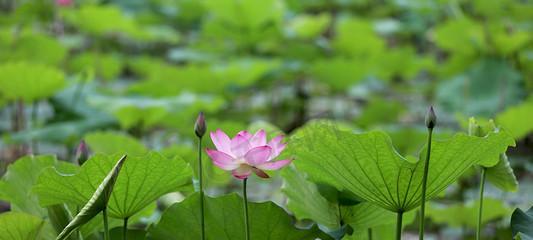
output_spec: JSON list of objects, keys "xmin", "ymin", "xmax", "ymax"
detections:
[
  {"xmin": 123, "ymin": 217, "xmax": 129, "ymax": 240},
  {"xmin": 198, "ymin": 137, "xmax": 205, "ymax": 240},
  {"xmin": 396, "ymin": 211, "xmax": 403, "ymax": 240},
  {"xmin": 243, "ymin": 178, "xmax": 250, "ymax": 240},
  {"xmin": 103, "ymin": 208, "xmax": 109, "ymax": 240},
  {"xmin": 31, "ymin": 101, "xmax": 38, "ymax": 153},
  {"xmin": 367, "ymin": 228, "xmax": 372, "ymax": 240},
  {"xmin": 419, "ymin": 129, "xmax": 433, "ymax": 240},
  {"xmin": 476, "ymin": 168, "xmax": 487, "ymax": 240}
]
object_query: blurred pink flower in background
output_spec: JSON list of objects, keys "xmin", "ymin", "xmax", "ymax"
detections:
[
  {"xmin": 56, "ymin": 0, "xmax": 72, "ymax": 6},
  {"xmin": 206, "ymin": 129, "xmax": 292, "ymax": 179}
]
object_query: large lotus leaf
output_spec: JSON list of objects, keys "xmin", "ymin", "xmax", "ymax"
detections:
[
  {"xmin": 511, "ymin": 207, "xmax": 533, "ymax": 240},
  {"xmin": 288, "ymin": 121, "xmax": 515, "ymax": 212},
  {"xmin": 486, "ymin": 154, "xmax": 519, "ymax": 192},
  {"xmin": 0, "ymin": 62, "xmax": 65, "ymax": 102},
  {"xmin": 427, "ymin": 198, "xmax": 511, "ymax": 228},
  {"xmin": 57, "ymin": 155, "xmax": 127, "ymax": 240},
  {"xmin": 34, "ymin": 152, "xmax": 192, "ymax": 218},
  {"xmin": 0, "ymin": 212, "xmax": 45, "ymax": 240},
  {"xmin": 84, "ymin": 131, "xmax": 148, "ymax": 155},
  {"xmin": 0, "ymin": 33, "xmax": 67, "ymax": 66},
  {"xmin": 497, "ymin": 99, "xmax": 533, "ymax": 140},
  {"xmin": 148, "ymin": 193, "xmax": 331, "ymax": 240}
]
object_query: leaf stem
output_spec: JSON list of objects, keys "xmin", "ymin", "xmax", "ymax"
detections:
[
  {"xmin": 103, "ymin": 208, "xmax": 109, "ymax": 240},
  {"xmin": 476, "ymin": 167, "xmax": 486, "ymax": 240},
  {"xmin": 123, "ymin": 217, "xmax": 129, "ymax": 240},
  {"xmin": 243, "ymin": 178, "xmax": 250, "ymax": 240},
  {"xmin": 396, "ymin": 211, "xmax": 403, "ymax": 240},
  {"xmin": 419, "ymin": 128, "xmax": 433, "ymax": 240},
  {"xmin": 198, "ymin": 137, "xmax": 206, "ymax": 240},
  {"xmin": 368, "ymin": 228, "xmax": 373, "ymax": 240}
]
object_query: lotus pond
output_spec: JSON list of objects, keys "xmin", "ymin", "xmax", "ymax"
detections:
[{"xmin": 0, "ymin": 0, "xmax": 532, "ymax": 240}]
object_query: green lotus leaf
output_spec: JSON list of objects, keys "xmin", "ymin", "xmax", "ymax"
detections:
[
  {"xmin": 34, "ymin": 152, "xmax": 192, "ymax": 219},
  {"xmin": 288, "ymin": 121, "xmax": 515, "ymax": 212},
  {"xmin": 148, "ymin": 193, "xmax": 332, "ymax": 240},
  {"xmin": 0, "ymin": 212, "xmax": 45, "ymax": 240},
  {"xmin": 0, "ymin": 62, "xmax": 65, "ymax": 102}
]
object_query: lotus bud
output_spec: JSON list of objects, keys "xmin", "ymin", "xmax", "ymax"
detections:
[
  {"xmin": 75, "ymin": 140, "xmax": 89, "ymax": 165},
  {"xmin": 425, "ymin": 106, "xmax": 437, "ymax": 129},
  {"xmin": 194, "ymin": 112, "xmax": 206, "ymax": 138}
]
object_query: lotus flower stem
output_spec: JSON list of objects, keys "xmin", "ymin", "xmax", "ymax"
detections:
[
  {"xmin": 418, "ymin": 128, "xmax": 433, "ymax": 240},
  {"xmin": 123, "ymin": 217, "xmax": 129, "ymax": 240},
  {"xmin": 243, "ymin": 178, "xmax": 250, "ymax": 240},
  {"xmin": 103, "ymin": 208, "xmax": 109, "ymax": 240},
  {"xmin": 198, "ymin": 137, "xmax": 206, "ymax": 240},
  {"xmin": 419, "ymin": 106, "xmax": 436, "ymax": 240},
  {"xmin": 368, "ymin": 228, "xmax": 372, "ymax": 240},
  {"xmin": 396, "ymin": 211, "xmax": 403, "ymax": 240},
  {"xmin": 195, "ymin": 112, "xmax": 206, "ymax": 240},
  {"xmin": 476, "ymin": 167, "xmax": 486, "ymax": 240}
]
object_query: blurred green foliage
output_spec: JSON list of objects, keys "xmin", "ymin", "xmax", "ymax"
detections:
[{"xmin": 0, "ymin": 0, "xmax": 531, "ymax": 239}]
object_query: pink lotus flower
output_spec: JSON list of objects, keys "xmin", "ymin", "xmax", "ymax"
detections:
[{"xmin": 206, "ymin": 129, "xmax": 292, "ymax": 179}]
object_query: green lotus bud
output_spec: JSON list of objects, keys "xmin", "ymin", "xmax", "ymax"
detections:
[
  {"xmin": 425, "ymin": 106, "xmax": 437, "ymax": 129},
  {"xmin": 194, "ymin": 112, "xmax": 206, "ymax": 138}
]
